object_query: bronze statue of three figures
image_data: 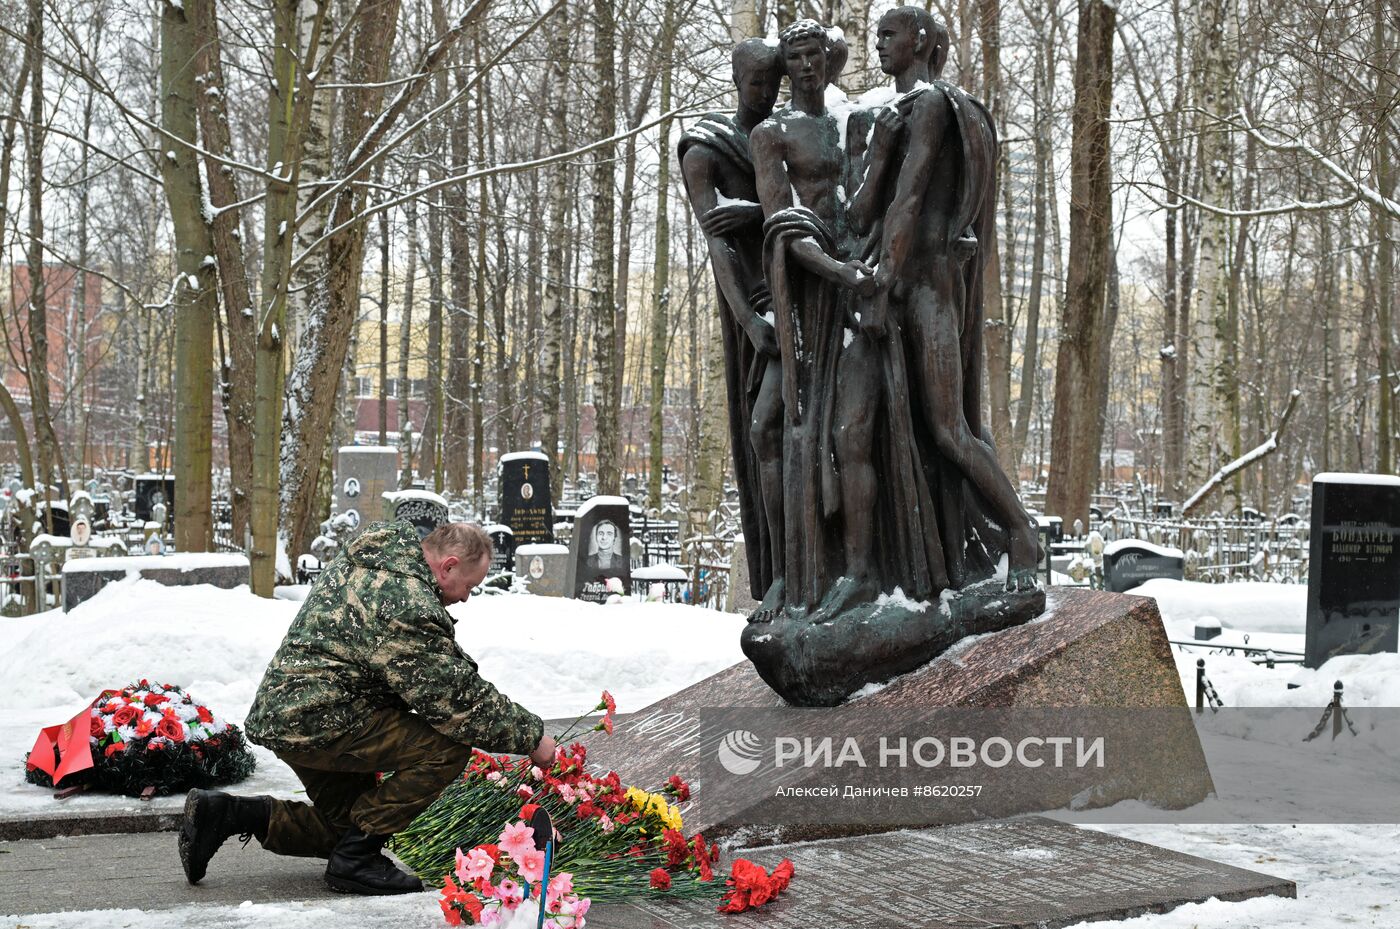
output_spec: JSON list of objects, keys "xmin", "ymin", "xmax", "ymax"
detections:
[{"xmin": 680, "ymin": 10, "xmax": 1046, "ymax": 706}]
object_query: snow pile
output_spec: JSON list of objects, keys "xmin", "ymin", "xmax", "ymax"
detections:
[
  {"xmin": 1138, "ymin": 577, "xmax": 1306, "ymax": 635},
  {"xmin": 0, "ymin": 577, "xmax": 744, "ymax": 816}
]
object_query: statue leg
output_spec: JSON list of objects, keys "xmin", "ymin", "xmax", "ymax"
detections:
[
  {"xmin": 826, "ymin": 332, "xmax": 881, "ymax": 613},
  {"xmin": 750, "ymin": 360, "xmax": 786, "ymax": 620},
  {"xmin": 907, "ymin": 283, "xmax": 1039, "ymax": 591}
]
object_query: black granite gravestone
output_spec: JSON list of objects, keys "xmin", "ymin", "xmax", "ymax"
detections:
[
  {"xmin": 499, "ymin": 452, "xmax": 554, "ymax": 545},
  {"xmin": 563, "ymin": 495, "xmax": 631, "ymax": 603},
  {"xmin": 1305, "ymin": 473, "xmax": 1400, "ymax": 668},
  {"xmin": 384, "ymin": 490, "xmax": 449, "ymax": 540},
  {"xmin": 485, "ymin": 523, "xmax": 515, "ymax": 571},
  {"xmin": 1103, "ymin": 540, "xmax": 1185, "ymax": 593},
  {"xmin": 134, "ymin": 474, "xmax": 175, "ymax": 531}
]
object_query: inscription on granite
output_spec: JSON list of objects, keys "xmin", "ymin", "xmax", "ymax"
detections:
[
  {"xmin": 604, "ymin": 818, "xmax": 1292, "ymax": 929},
  {"xmin": 564, "ymin": 495, "xmax": 631, "ymax": 603},
  {"xmin": 485, "ymin": 523, "xmax": 515, "ymax": 572},
  {"xmin": 499, "ymin": 451, "xmax": 554, "ymax": 545},
  {"xmin": 1305, "ymin": 472, "xmax": 1400, "ymax": 668},
  {"xmin": 1103, "ymin": 540, "xmax": 1184, "ymax": 593},
  {"xmin": 383, "ymin": 490, "xmax": 449, "ymax": 540}
]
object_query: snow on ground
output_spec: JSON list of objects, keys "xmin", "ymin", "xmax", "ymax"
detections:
[
  {"xmin": 6, "ymin": 578, "xmax": 1400, "ymax": 926},
  {"xmin": 0, "ymin": 577, "xmax": 744, "ymax": 817}
]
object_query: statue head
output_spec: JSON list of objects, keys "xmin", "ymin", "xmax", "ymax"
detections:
[
  {"xmin": 876, "ymin": 6, "xmax": 943, "ymax": 77},
  {"xmin": 732, "ymin": 38, "xmax": 783, "ymax": 116},
  {"xmin": 777, "ymin": 18, "xmax": 832, "ymax": 96}
]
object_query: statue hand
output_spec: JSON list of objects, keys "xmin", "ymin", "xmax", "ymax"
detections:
[
  {"xmin": 953, "ymin": 231, "xmax": 978, "ymax": 262},
  {"xmin": 842, "ymin": 259, "xmax": 878, "ymax": 298},
  {"xmin": 860, "ymin": 294, "xmax": 889, "ymax": 340},
  {"xmin": 870, "ymin": 108, "xmax": 902, "ymax": 153},
  {"xmin": 749, "ymin": 320, "xmax": 780, "ymax": 358},
  {"xmin": 701, "ymin": 202, "xmax": 760, "ymax": 237}
]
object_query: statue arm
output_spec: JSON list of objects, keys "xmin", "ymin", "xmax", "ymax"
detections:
[
  {"xmin": 878, "ymin": 95, "xmax": 947, "ymax": 286},
  {"xmin": 849, "ymin": 109, "xmax": 901, "ymax": 235},
  {"xmin": 682, "ymin": 147, "xmax": 775, "ymax": 354},
  {"xmin": 753, "ymin": 123, "xmax": 872, "ymax": 291}
]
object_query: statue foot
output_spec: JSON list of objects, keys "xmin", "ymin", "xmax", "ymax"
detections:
[
  {"xmin": 817, "ymin": 574, "xmax": 878, "ymax": 619},
  {"xmin": 750, "ymin": 576, "xmax": 786, "ymax": 624},
  {"xmin": 1007, "ymin": 526, "xmax": 1041, "ymax": 592}
]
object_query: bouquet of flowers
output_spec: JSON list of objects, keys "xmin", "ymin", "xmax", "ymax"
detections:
[
  {"xmin": 397, "ymin": 693, "xmax": 796, "ymax": 923},
  {"xmin": 24, "ymin": 680, "xmax": 256, "ymax": 797}
]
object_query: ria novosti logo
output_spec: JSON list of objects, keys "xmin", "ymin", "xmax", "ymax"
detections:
[{"xmin": 716, "ymin": 729, "xmax": 764, "ymax": 775}]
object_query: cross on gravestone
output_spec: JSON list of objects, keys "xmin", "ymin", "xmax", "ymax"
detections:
[
  {"xmin": 484, "ymin": 524, "xmax": 515, "ymax": 571},
  {"xmin": 336, "ymin": 446, "xmax": 399, "ymax": 541},
  {"xmin": 1103, "ymin": 539, "xmax": 1185, "ymax": 593},
  {"xmin": 564, "ymin": 495, "xmax": 631, "ymax": 603},
  {"xmin": 1305, "ymin": 473, "xmax": 1400, "ymax": 668},
  {"xmin": 498, "ymin": 452, "xmax": 554, "ymax": 545},
  {"xmin": 382, "ymin": 490, "xmax": 450, "ymax": 540}
]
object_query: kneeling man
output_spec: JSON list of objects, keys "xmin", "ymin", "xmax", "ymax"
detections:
[{"xmin": 180, "ymin": 520, "xmax": 554, "ymax": 895}]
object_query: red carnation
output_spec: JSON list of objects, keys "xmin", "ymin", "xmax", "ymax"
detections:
[
  {"xmin": 143, "ymin": 692, "xmax": 168, "ymax": 708},
  {"xmin": 770, "ymin": 858, "xmax": 795, "ymax": 893},
  {"xmin": 661, "ymin": 829, "xmax": 689, "ymax": 867},
  {"xmin": 649, "ymin": 868, "xmax": 671, "ymax": 890},
  {"xmin": 112, "ymin": 705, "xmax": 140, "ymax": 726},
  {"xmin": 598, "ymin": 690, "xmax": 616, "ymax": 714},
  {"xmin": 196, "ymin": 705, "xmax": 214, "ymax": 724},
  {"xmin": 519, "ymin": 802, "xmax": 540, "ymax": 821},
  {"xmin": 666, "ymin": 774, "xmax": 691, "ymax": 802},
  {"xmin": 104, "ymin": 742, "xmax": 125, "ymax": 758},
  {"xmin": 89, "ymin": 715, "xmax": 105, "ymax": 738}
]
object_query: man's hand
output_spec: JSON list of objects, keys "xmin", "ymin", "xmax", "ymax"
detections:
[
  {"xmin": 701, "ymin": 201, "xmax": 762, "ymax": 237},
  {"xmin": 530, "ymin": 734, "xmax": 557, "ymax": 768},
  {"xmin": 748, "ymin": 319, "xmax": 780, "ymax": 357}
]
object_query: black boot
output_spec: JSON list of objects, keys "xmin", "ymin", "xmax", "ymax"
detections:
[
  {"xmin": 178, "ymin": 788, "xmax": 271, "ymax": 884},
  {"xmin": 325, "ymin": 827, "xmax": 424, "ymax": 895}
]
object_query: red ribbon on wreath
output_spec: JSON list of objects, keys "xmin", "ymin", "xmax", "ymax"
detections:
[{"xmin": 26, "ymin": 690, "xmax": 118, "ymax": 787}]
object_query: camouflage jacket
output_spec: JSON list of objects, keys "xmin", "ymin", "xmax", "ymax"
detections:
[{"xmin": 244, "ymin": 520, "xmax": 543, "ymax": 756}]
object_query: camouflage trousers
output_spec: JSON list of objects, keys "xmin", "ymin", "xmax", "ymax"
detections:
[{"xmin": 262, "ymin": 708, "xmax": 472, "ymax": 858}]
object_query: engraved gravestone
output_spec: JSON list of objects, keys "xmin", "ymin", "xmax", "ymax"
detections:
[
  {"xmin": 515, "ymin": 543, "xmax": 570, "ymax": 597},
  {"xmin": 485, "ymin": 523, "xmax": 515, "ymax": 572},
  {"xmin": 564, "ymin": 495, "xmax": 631, "ymax": 603},
  {"xmin": 336, "ymin": 445, "xmax": 399, "ymax": 541},
  {"xmin": 1103, "ymin": 540, "xmax": 1185, "ymax": 593},
  {"xmin": 382, "ymin": 489, "xmax": 449, "ymax": 540},
  {"xmin": 591, "ymin": 817, "xmax": 1292, "ymax": 929},
  {"xmin": 1305, "ymin": 472, "xmax": 1400, "ymax": 668},
  {"xmin": 499, "ymin": 451, "xmax": 554, "ymax": 545}
]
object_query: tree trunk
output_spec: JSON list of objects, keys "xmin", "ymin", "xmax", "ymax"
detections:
[
  {"xmin": 591, "ymin": 0, "xmax": 620, "ymax": 495},
  {"xmin": 540, "ymin": 1, "xmax": 570, "ymax": 477},
  {"xmin": 1375, "ymin": 0, "xmax": 1395, "ymax": 473},
  {"xmin": 1044, "ymin": 0, "xmax": 1114, "ymax": 528},
  {"xmin": 23, "ymin": 0, "xmax": 67, "ymax": 508},
  {"xmin": 648, "ymin": 0, "xmax": 677, "ymax": 509},
  {"xmin": 977, "ymin": 0, "xmax": 1014, "ymax": 471},
  {"xmin": 191, "ymin": 0, "xmax": 255, "ymax": 544},
  {"xmin": 398, "ymin": 179, "xmax": 419, "ymax": 488}
]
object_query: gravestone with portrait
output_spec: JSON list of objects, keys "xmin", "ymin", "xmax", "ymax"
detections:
[
  {"xmin": 134, "ymin": 473, "xmax": 175, "ymax": 532},
  {"xmin": 499, "ymin": 451, "xmax": 554, "ymax": 545},
  {"xmin": 484, "ymin": 523, "xmax": 515, "ymax": 572},
  {"xmin": 1305, "ymin": 472, "xmax": 1400, "ymax": 668},
  {"xmin": 564, "ymin": 495, "xmax": 631, "ymax": 603},
  {"xmin": 514, "ymin": 542, "xmax": 570, "ymax": 597},
  {"xmin": 335, "ymin": 445, "xmax": 399, "ymax": 540},
  {"xmin": 382, "ymin": 489, "xmax": 449, "ymax": 540},
  {"xmin": 1102, "ymin": 539, "xmax": 1185, "ymax": 593}
]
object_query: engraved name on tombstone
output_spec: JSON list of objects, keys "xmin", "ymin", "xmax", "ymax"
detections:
[
  {"xmin": 499, "ymin": 451, "xmax": 554, "ymax": 545},
  {"xmin": 1103, "ymin": 539, "xmax": 1185, "ymax": 593},
  {"xmin": 1305, "ymin": 472, "xmax": 1400, "ymax": 668}
]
